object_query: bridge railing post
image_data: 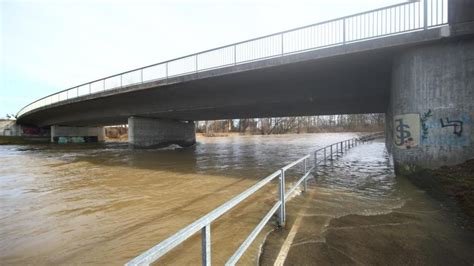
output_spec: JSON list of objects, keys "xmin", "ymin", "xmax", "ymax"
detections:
[
  {"xmin": 234, "ymin": 45, "xmax": 237, "ymax": 65},
  {"xmin": 280, "ymin": 34, "xmax": 284, "ymax": 55},
  {"xmin": 423, "ymin": 0, "xmax": 428, "ymax": 29},
  {"xmin": 195, "ymin": 55, "xmax": 198, "ymax": 73},
  {"xmin": 342, "ymin": 18, "xmax": 346, "ymax": 44}
]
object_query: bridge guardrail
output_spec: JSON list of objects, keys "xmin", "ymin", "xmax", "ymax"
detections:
[
  {"xmin": 17, "ymin": 0, "xmax": 448, "ymax": 118},
  {"xmin": 126, "ymin": 132, "xmax": 383, "ymax": 266}
]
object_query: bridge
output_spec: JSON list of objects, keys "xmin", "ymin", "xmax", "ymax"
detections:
[{"xmin": 15, "ymin": 0, "xmax": 474, "ymax": 173}]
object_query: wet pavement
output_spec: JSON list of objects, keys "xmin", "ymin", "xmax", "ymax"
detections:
[{"xmin": 260, "ymin": 140, "xmax": 474, "ymax": 266}]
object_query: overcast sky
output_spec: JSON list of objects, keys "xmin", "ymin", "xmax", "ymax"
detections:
[{"xmin": 1, "ymin": 0, "xmax": 404, "ymax": 117}]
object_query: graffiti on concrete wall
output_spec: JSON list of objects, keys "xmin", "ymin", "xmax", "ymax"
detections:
[
  {"xmin": 394, "ymin": 113, "xmax": 420, "ymax": 149},
  {"xmin": 420, "ymin": 112, "xmax": 470, "ymax": 147},
  {"xmin": 420, "ymin": 109, "xmax": 432, "ymax": 140},
  {"xmin": 439, "ymin": 117, "xmax": 463, "ymax": 136},
  {"xmin": 395, "ymin": 111, "xmax": 471, "ymax": 149}
]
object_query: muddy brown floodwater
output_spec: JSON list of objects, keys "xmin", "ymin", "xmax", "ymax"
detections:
[{"xmin": 0, "ymin": 133, "xmax": 473, "ymax": 265}]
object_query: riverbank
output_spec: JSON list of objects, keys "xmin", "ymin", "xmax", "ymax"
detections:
[
  {"xmin": 407, "ymin": 159, "xmax": 474, "ymax": 229},
  {"xmin": 0, "ymin": 136, "xmax": 49, "ymax": 145}
]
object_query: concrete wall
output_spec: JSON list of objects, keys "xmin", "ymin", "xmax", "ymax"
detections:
[
  {"xmin": 387, "ymin": 37, "xmax": 474, "ymax": 174},
  {"xmin": 128, "ymin": 117, "xmax": 195, "ymax": 148},
  {"xmin": 51, "ymin": 125, "xmax": 104, "ymax": 143}
]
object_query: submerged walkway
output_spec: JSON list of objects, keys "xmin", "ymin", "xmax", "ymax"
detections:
[{"xmin": 260, "ymin": 140, "xmax": 474, "ymax": 265}]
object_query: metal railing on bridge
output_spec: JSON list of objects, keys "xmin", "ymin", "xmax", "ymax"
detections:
[
  {"xmin": 17, "ymin": 0, "xmax": 448, "ymax": 118},
  {"xmin": 125, "ymin": 132, "xmax": 383, "ymax": 266}
]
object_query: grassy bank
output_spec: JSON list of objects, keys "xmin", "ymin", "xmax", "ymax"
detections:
[
  {"xmin": 0, "ymin": 136, "xmax": 48, "ymax": 145},
  {"xmin": 408, "ymin": 159, "xmax": 474, "ymax": 229}
]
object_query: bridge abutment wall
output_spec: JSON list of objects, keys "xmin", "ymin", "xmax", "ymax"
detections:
[
  {"xmin": 51, "ymin": 125, "xmax": 104, "ymax": 143},
  {"xmin": 128, "ymin": 116, "xmax": 196, "ymax": 148},
  {"xmin": 387, "ymin": 37, "xmax": 474, "ymax": 175}
]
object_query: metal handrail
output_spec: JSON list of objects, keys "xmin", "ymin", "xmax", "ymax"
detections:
[
  {"xmin": 17, "ymin": 0, "xmax": 448, "ymax": 118},
  {"xmin": 126, "ymin": 133, "xmax": 382, "ymax": 266}
]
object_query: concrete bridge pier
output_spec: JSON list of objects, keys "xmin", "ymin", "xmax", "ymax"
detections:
[
  {"xmin": 128, "ymin": 116, "xmax": 196, "ymax": 148},
  {"xmin": 386, "ymin": 37, "xmax": 474, "ymax": 175},
  {"xmin": 51, "ymin": 125, "xmax": 104, "ymax": 143}
]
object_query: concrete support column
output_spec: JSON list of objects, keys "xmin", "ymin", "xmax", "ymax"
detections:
[
  {"xmin": 51, "ymin": 125, "xmax": 104, "ymax": 143},
  {"xmin": 387, "ymin": 38, "xmax": 474, "ymax": 174},
  {"xmin": 128, "ymin": 116, "xmax": 196, "ymax": 148}
]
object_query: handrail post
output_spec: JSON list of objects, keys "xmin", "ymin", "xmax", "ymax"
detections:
[
  {"xmin": 330, "ymin": 145, "xmax": 333, "ymax": 160},
  {"xmin": 323, "ymin": 147, "xmax": 327, "ymax": 164},
  {"xmin": 201, "ymin": 225, "xmax": 211, "ymax": 266},
  {"xmin": 278, "ymin": 169, "xmax": 286, "ymax": 226},
  {"xmin": 314, "ymin": 151, "xmax": 317, "ymax": 167},
  {"xmin": 303, "ymin": 158, "xmax": 307, "ymax": 192}
]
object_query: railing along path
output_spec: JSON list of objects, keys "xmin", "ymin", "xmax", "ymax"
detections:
[{"xmin": 126, "ymin": 132, "xmax": 383, "ymax": 266}]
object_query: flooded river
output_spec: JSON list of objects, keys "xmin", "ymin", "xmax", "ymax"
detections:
[{"xmin": 1, "ymin": 133, "xmax": 473, "ymax": 265}]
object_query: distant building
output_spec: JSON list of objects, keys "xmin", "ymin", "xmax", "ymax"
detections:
[{"xmin": 0, "ymin": 119, "xmax": 21, "ymax": 136}]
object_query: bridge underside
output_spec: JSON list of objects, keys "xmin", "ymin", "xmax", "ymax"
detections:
[{"xmin": 19, "ymin": 49, "xmax": 393, "ymax": 127}]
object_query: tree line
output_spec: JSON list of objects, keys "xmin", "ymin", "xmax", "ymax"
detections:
[{"xmin": 196, "ymin": 114, "xmax": 384, "ymax": 135}]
